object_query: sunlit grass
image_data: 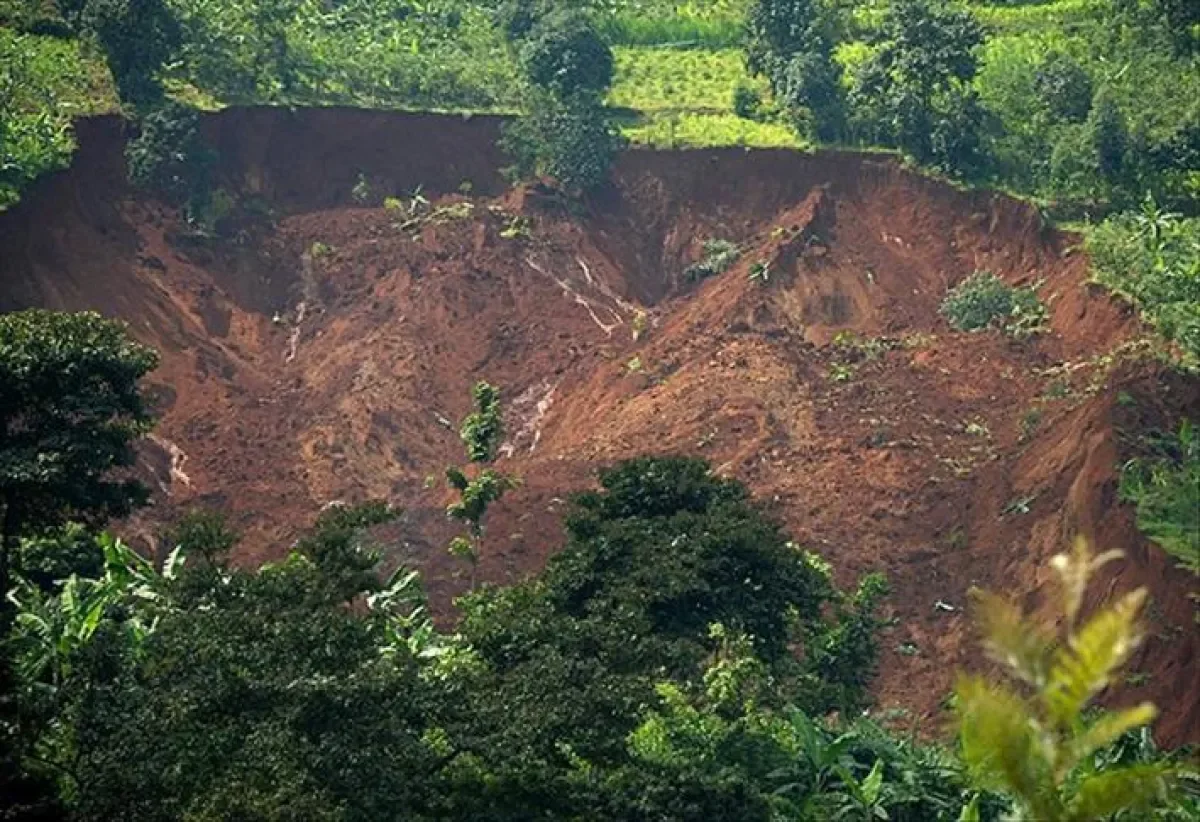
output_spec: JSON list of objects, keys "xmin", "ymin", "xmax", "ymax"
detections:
[
  {"xmin": 970, "ymin": 0, "xmax": 1094, "ymax": 34},
  {"xmin": 609, "ymin": 47, "xmax": 765, "ymax": 113},
  {"xmin": 623, "ymin": 112, "xmax": 802, "ymax": 149},
  {"xmin": 597, "ymin": 0, "xmax": 748, "ymax": 47}
]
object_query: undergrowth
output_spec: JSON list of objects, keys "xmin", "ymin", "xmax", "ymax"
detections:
[
  {"xmin": 1087, "ymin": 201, "xmax": 1200, "ymax": 368},
  {"xmin": 684, "ymin": 238, "xmax": 740, "ymax": 282},
  {"xmin": 1119, "ymin": 421, "xmax": 1200, "ymax": 574},
  {"xmin": 940, "ymin": 270, "xmax": 1048, "ymax": 338}
]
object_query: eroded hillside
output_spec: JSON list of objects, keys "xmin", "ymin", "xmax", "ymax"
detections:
[{"xmin": 1, "ymin": 110, "xmax": 1195, "ymax": 745}]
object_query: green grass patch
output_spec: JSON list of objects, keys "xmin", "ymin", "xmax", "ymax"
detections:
[
  {"xmin": 970, "ymin": 0, "xmax": 1094, "ymax": 35},
  {"xmin": 623, "ymin": 111, "xmax": 801, "ymax": 148},
  {"xmin": 609, "ymin": 47, "xmax": 765, "ymax": 113},
  {"xmin": 596, "ymin": 0, "xmax": 747, "ymax": 47}
]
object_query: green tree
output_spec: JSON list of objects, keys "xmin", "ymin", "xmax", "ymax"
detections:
[
  {"xmin": 500, "ymin": 2, "xmax": 622, "ymax": 193},
  {"xmin": 501, "ymin": 89, "xmax": 626, "ymax": 193},
  {"xmin": 1086, "ymin": 87, "xmax": 1129, "ymax": 186},
  {"xmin": 75, "ymin": 0, "xmax": 182, "ymax": 109},
  {"xmin": 0, "ymin": 310, "xmax": 158, "ymax": 621},
  {"xmin": 453, "ymin": 456, "xmax": 861, "ymax": 780},
  {"xmin": 41, "ymin": 511, "xmax": 446, "ymax": 822},
  {"xmin": 745, "ymin": 0, "xmax": 844, "ymax": 141},
  {"xmin": 519, "ymin": 8, "xmax": 613, "ymax": 98},
  {"xmin": 849, "ymin": 0, "xmax": 984, "ymax": 174},
  {"xmin": 445, "ymin": 382, "xmax": 517, "ymax": 582}
]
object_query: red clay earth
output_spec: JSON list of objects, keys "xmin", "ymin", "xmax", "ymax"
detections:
[{"xmin": 2, "ymin": 109, "xmax": 1196, "ymax": 746}]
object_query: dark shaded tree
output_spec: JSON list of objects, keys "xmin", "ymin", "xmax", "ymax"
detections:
[
  {"xmin": 0, "ymin": 310, "xmax": 157, "ymax": 621},
  {"xmin": 76, "ymin": 0, "xmax": 182, "ymax": 109}
]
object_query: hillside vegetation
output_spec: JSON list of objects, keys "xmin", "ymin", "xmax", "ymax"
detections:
[{"xmin": 1, "ymin": 1, "xmax": 1198, "ymax": 819}]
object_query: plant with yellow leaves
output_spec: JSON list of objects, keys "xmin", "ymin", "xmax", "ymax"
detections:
[{"xmin": 954, "ymin": 538, "xmax": 1188, "ymax": 821}]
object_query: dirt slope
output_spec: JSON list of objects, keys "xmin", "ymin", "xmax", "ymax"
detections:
[{"xmin": 1, "ymin": 109, "xmax": 1195, "ymax": 746}]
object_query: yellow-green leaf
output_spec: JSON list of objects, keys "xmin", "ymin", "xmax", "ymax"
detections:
[
  {"xmin": 1050, "ymin": 538, "xmax": 1124, "ymax": 628},
  {"xmin": 1044, "ymin": 587, "xmax": 1147, "ymax": 726},
  {"xmin": 971, "ymin": 588, "xmax": 1056, "ymax": 687},
  {"xmin": 1065, "ymin": 703, "xmax": 1158, "ymax": 777},
  {"xmin": 955, "ymin": 674, "xmax": 1056, "ymax": 815},
  {"xmin": 1066, "ymin": 763, "xmax": 1176, "ymax": 822}
]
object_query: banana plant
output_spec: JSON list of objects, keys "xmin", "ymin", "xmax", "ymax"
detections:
[{"xmin": 5, "ymin": 533, "xmax": 182, "ymax": 696}]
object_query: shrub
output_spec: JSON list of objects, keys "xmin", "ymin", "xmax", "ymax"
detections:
[
  {"xmin": 684, "ymin": 239, "xmax": 740, "ymax": 282},
  {"xmin": 1034, "ymin": 52, "xmax": 1093, "ymax": 124},
  {"xmin": 1086, "ymin": 200, "xmax": 1200, "ymax": 364},
  {"xmin": 0, "ymin": 31, "xmax": 82, "ymax": 209},
  {"xmin": 1119, "ymin": 420, "xmax": 1200, "ymax": 573},
  {"xmin": 940, "ymin": 270, "xmax": 1048, "ymax": 338},
  {"xmin": 125, "ymin": 102, "xmax": 216, "ymax": 215},
  {"xmin": 501, "ymin": 91, "xmax": 625, "ymax": 193},
  {"xmin": 956, "ymin": 539, "xmax": 1192, "ymax": 820},
  {"xmin": 732, "ymin": 83, "xmax": 762, "ymax": 120}
]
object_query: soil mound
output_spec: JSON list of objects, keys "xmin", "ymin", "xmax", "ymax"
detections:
[{"xmin": 1, "ymin": 109, "xmax": 1194, "ymax": 745}]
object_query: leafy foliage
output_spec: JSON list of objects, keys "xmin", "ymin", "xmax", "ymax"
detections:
[
  {"xmin": 939, "ymin": 270, "xmax": 1048, "ymax": 339},
  {"xmin": 24, "ymin": 520, "xmax": 445, "ymax": 821},
  {"xmin": 445, "ymin": 382, "xmax": 516, "ymax": 576},
  {"xmin": 500, "ymin": 2, "xmax": 622, "ymax": 193},
  {"xmin": 0, "ymin": 30, "xmax": 92, "ymax": 210},
  {"xmin": 124, "ymin": 101, "xmax": 217, "ymax": 221},
  {"xmin": 1119, "ymin": 421, "xmax": 1200, "ymax": 573},
  {"xmin": 519, "ymin": 8, "xmax": 613, "ymax": 97},
  {"xmin": 0, "ymin": 310, "xmax": 158, "ymax": 612},
  {"xmin": 73, "ymin": 0, "xmax": 181, "ymax": 109},
  {"xmin": 501, "ymin": 89, "xmax": 626, "ymax": 192},
  {"xmin": 1087, "ymin": 201, "xmax": 1200, "ymax": 366},
  {"xmin": 684, "ymin": 238, "xmax": 741, "ymax": 282},
  {"xmin": 848, "ymin": 0, "xmax": 983, "ymax": 174},
  {"xmin": 459, "ymin": 380, "xmax": 504, "ymax": 464},
  {"xmin": 745, "ymin": 0, "xmax": 844, "ymax": 141},
  {"xmin": 955, "ymin": 538, "xmax": 1192, "ymax": 821}
]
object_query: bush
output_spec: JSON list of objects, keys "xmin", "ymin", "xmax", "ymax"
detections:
[
  {"xmin": 684, "ymin": 239, "xmax": 740, "ymax": 282},
  {"xmin": 0, "ymin": 31, "xmax": 85, "ymax": 209},
  {"xmin": 501, "ymin": 91, "xmax": 625, "ymax": 193},
  {"xmin": 940, "ymin": 270, "xmax": 1048, "ymax": 338},
  {"xmin": 732, "ymin": 83, "xmax": 762, "ymax": 120},
  {"xmin": 1119, "ymin": 421, "xmax": 1200, "ymax": 573},
  {"xmin": 125, "ymin": 102, "xmax": 218, "ymax": 222},
  {"xmin": 519, "ymin": 8, "xmax": 614, "ymax": 97},
  {"xmin": 1086, "ymin": 202, "xmax": 1200, "ymax": 364},
  {"xmin": 1034, "ymin": 52, "xmax": 1093, "ymax": 124}
]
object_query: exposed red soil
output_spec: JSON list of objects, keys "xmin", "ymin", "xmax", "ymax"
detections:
[{"xmin": 1, "ymin": 109, "xmax": 1196, "ymax": 746}]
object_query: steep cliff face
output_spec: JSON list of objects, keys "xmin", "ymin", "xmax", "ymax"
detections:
[{"xmin": 2, "ymin": 108, "xmax": 1194, "ymax": 745}]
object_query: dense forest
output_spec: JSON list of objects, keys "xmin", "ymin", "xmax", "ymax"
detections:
[{"xmin": 1, "ymin": 0, "xmax": 1199, "ymax": 819}]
